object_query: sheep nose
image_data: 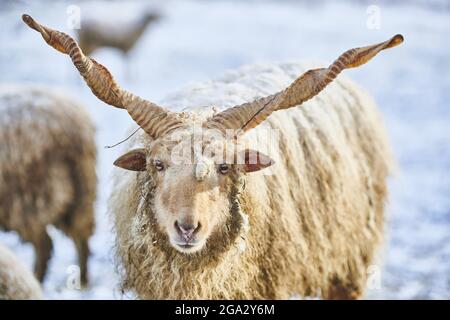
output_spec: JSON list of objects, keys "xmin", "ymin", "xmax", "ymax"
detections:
[{"xmin": 175, "ymin": 221, "xmax": 200, "ymax": 241}]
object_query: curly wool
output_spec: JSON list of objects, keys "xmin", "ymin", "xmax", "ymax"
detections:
[
  {"xmin": 0, "ymin": 243, "xmax": 42, "ymax": 300},
  {"xmin": 110, "ymin": 62, "xmax": 392, "ymax": 299}
]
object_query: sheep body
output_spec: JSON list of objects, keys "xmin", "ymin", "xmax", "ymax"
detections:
[
  {"xmin": 0, "ymin": 243, "xmax": 42, "ymax": 300},
  {"xmin": 111, "ymin": 61, "xmax": 392, "ymax": 299},
  {"xmin": 0, "ymin": 86, "xmax": 96, "ymax": 285}
]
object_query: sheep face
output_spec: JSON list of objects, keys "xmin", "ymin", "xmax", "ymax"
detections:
[{"xmin": 114, "ymin": 126, "xmax": 273, "ymax": 254}]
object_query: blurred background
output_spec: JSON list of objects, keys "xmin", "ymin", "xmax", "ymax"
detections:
[{"xmin": 0, "ymin": 0, "xmax": 449, "ymax": 299}]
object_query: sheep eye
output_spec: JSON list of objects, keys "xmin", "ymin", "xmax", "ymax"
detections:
[
  {"xmin": 154, "ymin": 160, "xmax": 164, "ymax": 171},
  {"xmin": 218, "ymin": 163, "xmax": 229, "ymax": 174}
]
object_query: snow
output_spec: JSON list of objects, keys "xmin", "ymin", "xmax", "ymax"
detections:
[{"xmin": 0, "ymin": 0, "xmax": 449, "ymax": 299}]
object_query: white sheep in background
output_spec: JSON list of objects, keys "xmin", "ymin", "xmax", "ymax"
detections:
[
  {"xmin": 0, "ymin": 242, "xmax": 43, "ymax": 300},
  {"xmin": 0, "ymin": 85, "xmax": 96, "ymax": 286},
  {"xmin": 77, "ymin": 11, "xmax": 161, "ymax": 56},
  {"xmin": 23, "ymin": 14, "xmax": 403, "ymax": 299}
]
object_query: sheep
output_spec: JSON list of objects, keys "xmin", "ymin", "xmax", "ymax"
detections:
[
  {"xmin": 0, "ymin": 85, "xmax": 96, "ymax": 286},
  {"xmin": 76, "ymin": 11, "xmax": 161, "ymax": 56},
  {"xmin": 0, "ymin": 242, "xmax": 43, "ymax": 300},
  {"xmin": 23, "ymin": 14, "xmax": 403, "ymax": 299}
]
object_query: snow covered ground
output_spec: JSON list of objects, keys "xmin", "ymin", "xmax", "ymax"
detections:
[{"xmin": 0, "ymin": 0, "xmax": 448, "ymax": 299}]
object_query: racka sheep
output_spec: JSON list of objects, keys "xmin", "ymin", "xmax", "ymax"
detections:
[
  {"xmin": 0, "ymin": 242, "xmax": 43, "ymax": 300},
  {"xmin": 0, "ymin": 85, "xmax": 96, "ymax": 285},
  {"xmin": 23, "ymin": 14, "xmax": 403, "ymax": 299}
]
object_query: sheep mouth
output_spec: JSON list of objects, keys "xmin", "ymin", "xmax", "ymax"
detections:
[
  {"xmin": 172, "ymin": 240, "xmax": 204, "ymax": 253},
  {"xmin": 178, "ymin": 244, "xmax": 194, "ymax": 249}
]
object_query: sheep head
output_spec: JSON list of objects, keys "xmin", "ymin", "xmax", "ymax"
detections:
[
  {"xmin": 114, "ymin": 125, "xmax": 273, "ymax": 253},
  {"xmin": 23, "ymin": 14, "xmax": 403, "ymax": 254}
]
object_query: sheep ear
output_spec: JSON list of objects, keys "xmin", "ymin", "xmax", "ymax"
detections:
[
  {"xmin": 114, "ymin": 148, "xmax": 147, "ymax": 171},
  {"xmin": 240, "ymin": 149, "xmax": 274, "ymax": 172}
]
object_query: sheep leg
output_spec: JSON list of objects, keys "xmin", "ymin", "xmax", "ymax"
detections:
[
  {"xmin": 327, "ymin": 286, "xmax": 361, "ymax": 300},
  {"xmin": 55, "ymin": 202, "xmax": 93, "ymax": 288},
  {"xmin": 33, "ymin": 231, "xmax": 53, "ymax": 283},
  {"xmin": 326, "ymin": 277, "xmax": 362, "ymax": 300},
  {"xmin": 74, "ymin": 237, "xmax": 90, "ymax": 287}
]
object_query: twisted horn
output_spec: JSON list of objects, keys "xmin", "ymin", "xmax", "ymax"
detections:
[
  {"xmin": 22, "ymin": 14, "xmax": 182, "ymax": 138},
  {"xmin": 207, "ymin": 34, "xmax": 404, "ymax": 134}
]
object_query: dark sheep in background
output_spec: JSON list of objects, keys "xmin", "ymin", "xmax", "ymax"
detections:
[{"xmin": 0, "ymin": 86, "xmax": 96, "ymax": 286}]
